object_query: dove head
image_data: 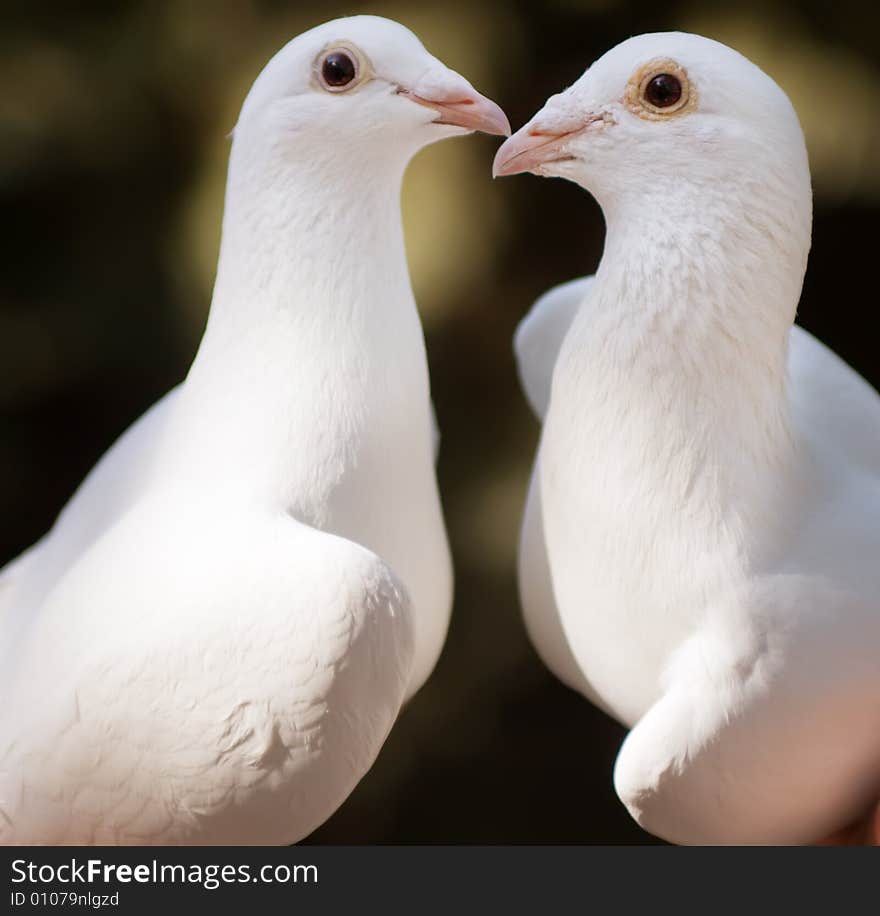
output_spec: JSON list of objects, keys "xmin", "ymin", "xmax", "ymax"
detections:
[
  {"xmin": 235, "ymin": 15, "xmax": 509, "ymax": 169},
  {"xmin": 494, "ymin": 32, "xmax": 810, "ymax": 224}
]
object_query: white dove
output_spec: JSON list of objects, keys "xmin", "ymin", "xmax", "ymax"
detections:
[
  {"xmin": 494, "ymin": 32, "xmax": 880, "ymax": 845},
  {"xmin": 0, "ymin": 15, "xmax": 509, "ymax": 845}
]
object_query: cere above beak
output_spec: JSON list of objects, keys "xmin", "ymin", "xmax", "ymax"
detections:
[
  {"xmin": 400, "ymin": 87, "xmax": 511, "ymax": 137},
  {"xmin": 492, "ymin": 121, "xmax": 586, "ymax": 177}
]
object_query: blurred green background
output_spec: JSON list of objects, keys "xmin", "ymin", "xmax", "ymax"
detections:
[{"xmin": 2, "ymin": 0, "xmax": 878, "ymax": 843}]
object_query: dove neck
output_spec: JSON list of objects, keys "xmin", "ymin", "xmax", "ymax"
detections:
[
  {"xmin": 202, "ymin": 131, "xmax": 412, "ymax": 344},
  {"xmin": 175, "ymin": 131, "xmax": 431, "ymax": 505},
  {"xmin": 188, "ymin": 126, "xmax": 421, "ymax": 399},
  {"xmin": 559, "ymin": 178, "xmax": 812, "ymax": 537},
  {"xmin": 591, "ymin": 175, "xmax": 810, "ymax": 403}
]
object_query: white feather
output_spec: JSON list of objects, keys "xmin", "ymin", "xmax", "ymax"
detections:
[
  {"xmin": 0, "ymin": 15, "xmax": 480, "ymax": 844},
  {"xmin": 511, "ymin": 32, "xmax": 880, "ymax": 844}
]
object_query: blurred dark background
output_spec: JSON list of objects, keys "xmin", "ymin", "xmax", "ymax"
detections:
[{"xmin": 2, "ymin": 0, "xmax": 878, "ymax": 844}]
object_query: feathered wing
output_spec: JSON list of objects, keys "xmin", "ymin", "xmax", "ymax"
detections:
[
  {"xmin": 516, "ymin": 276, "xmax": 601, "ymax": 699},
  {"xmin": 514, "ymin": 276, "xmax": 594, "ymax": 421},
  {"xmin": 519, "ymin": 462, "xmax": 613, "ymax": 707},
  {"xmin": 0, "ymin": 387, "xmax": 180, "ymax": 638},
  {"xmin": 787, "ymin": 324, "xmax": 880, "ymax": 472},
  {"xmin": 430, "ymin": 400, "xmax": 440, "ymax": 462},
  {"xmin": 0, "ymin": 505, "xmax": 413, "ymax": 845}
]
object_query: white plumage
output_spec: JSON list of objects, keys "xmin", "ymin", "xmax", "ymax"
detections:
[
  {"xmin": 0, "ymin": 15, "xmax": 508, "ymax": 845},
  {"xmin": 497, "ymin": 32, "xmax": 880, "ymax": 844}
]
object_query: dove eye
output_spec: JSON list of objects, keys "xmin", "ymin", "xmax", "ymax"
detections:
[
  {"xmin": 322, "ymin": 52, "xmax": 355, "ymax": 87},
  {"xmin": 316, "ymin": 45, "xmax": 369, "ymax": 93},
  {"xmin": 644, "ymin": 74, "xmax": 682, "ymax": 108},
  {"xmin": 625, "ymin": 59, "xmax": 694, "ymax": 119}
]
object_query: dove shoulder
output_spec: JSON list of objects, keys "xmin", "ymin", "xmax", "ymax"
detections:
[
  {"xmin": 788, "ymin": 324, "xmax": 880, "ymax": 475},
  {"xmin": 0, "ymin": 386, "xmax": 181, "ymax": 641},
  {"xmin": 514, "ymin": 276, "xmax": 595, "ymax": 421}
]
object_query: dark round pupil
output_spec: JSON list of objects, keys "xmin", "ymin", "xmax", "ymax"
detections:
[
  {"xmin": 322, "ymin": 52, "xmax": 356, "ymax": 87},
  {"xmin": 645, "ymin": 73, "xmax": 682, "ymax": 108}
]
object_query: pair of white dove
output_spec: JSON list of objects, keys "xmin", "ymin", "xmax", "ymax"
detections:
[{"xmin": 1, "ymin": 16, "xmax": 877, "ymax": 846}]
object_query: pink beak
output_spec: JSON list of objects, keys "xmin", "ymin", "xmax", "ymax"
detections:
[
  {"xmin": 400, "ymin": 87, "xmax": 511, "ymax": 137},
  {"xmin": 492, "ymin": 125, "xmax": 579, "ymax": 178}
]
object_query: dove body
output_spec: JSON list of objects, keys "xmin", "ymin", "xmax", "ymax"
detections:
[
  {"xmin": 0, "ymin": 16, "xmax": 508, "ymax": 845},
  {"xmin": 500, "ymin": 32, "xmax": 880, "ymax": 844}
]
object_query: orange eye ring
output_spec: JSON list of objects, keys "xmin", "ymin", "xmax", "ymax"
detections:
[{"xmin": 624, "ymin": 58, "xmax": 695, "ymax": 120}]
